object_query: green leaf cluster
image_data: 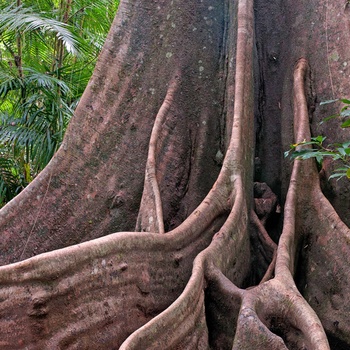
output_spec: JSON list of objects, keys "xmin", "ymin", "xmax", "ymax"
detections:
[
  {"xmin": 320, "ymin": 98, "xmax": 350, "ymax": 127},
  {"xmin": 285, "ymin": 99, "xmax": 350, "ymax": 181}
]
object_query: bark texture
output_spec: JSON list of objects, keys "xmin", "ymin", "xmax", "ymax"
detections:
[{"xmin": 0, "ymin": 0, "xmax": 349, "ymax": 349}]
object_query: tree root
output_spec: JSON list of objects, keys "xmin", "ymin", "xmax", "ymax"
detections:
[
  {"xmin": 250, "ymin": 208, "xmax": 277, "ymax": 283},
  {"xmin": 120, "ymin": 56, "xmax": 332, "ymax": 350},
  {"xmin": 121, "ymin": 0, "xmax": 255, "ymax": 348},
  {"xmin": 136, "ymin": 77, "xmax": 179, "ymax": 233},
  {"xmin": 289, "ymin": 59, "xmax": 350, "ymax": 345}
]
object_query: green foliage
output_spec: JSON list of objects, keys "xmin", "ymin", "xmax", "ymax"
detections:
[
  {"xmin": 0, "ymin": 0, "xmax": 118, "ymax": 207},
  {"xmin": 285, "ymin": 99, "xmax": 350, "ymax": 180},
  {"xmin": 319, "ymin": 98, "xmax": 350, "ymax": 127},
  {"xmin": 0, "ymin": 4, "xmax": 79, "ymax": 54},
  {"xmin": 0, "ymin": 145, "xmax": 22, "ymax": 204}
]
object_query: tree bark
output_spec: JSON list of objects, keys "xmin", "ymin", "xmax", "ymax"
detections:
[{"xmin": 0, "ymin": 0, "xmax": 349, "ymax": 349}]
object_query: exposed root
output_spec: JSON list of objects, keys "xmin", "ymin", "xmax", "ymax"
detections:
[
  {"xmin": 289, "ymin": 59, "xmax": 350, "ymax": 344},
  {"xmin": 232, "ymin": 278, "xmax": 326, "ymax": 350},
  {"xmin": 136, "ymin": 78, "xmax": 179, "ymax": 233},
  {"xmin": 272, "ymin": 58, "xmax": 329, "ymax": 348},
  {"xmin": 119, "ymin": 253, "xmax": 210, "ymax": 350},
  {"xmin": 0, "ymin": 220, "xmax": 224, "ymax": 349},
  {"xmin": 206, "ymin": 265, "xmax": 244, "ymax": 303},
  {"xmin": 233, "ymin": 292, "xmax": 288, "ymax": 350},
  {"xmin": 120, "ymin": 0, "xmax": 255, "ymax": 348},
  {"xmin": 251, "ymin": 183, "xmax": 278, "ymax": 284},
  {"xmin": 230, "ymin": 55, "xmax": 350, "ymax": 349},
  {"xmin": 259, "ymin": 250, "xmax": 276, "ymax": 284},
  {"xmin": 251, "ymin": 210, "xmax": 276, "ymax": 260},
  {"xmin": 218, "ymin": 58, "xmax": 330, "ymax": 349}
]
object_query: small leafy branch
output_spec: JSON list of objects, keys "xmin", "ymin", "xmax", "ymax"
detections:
[
  {"xmin": 320, "ymin": 98, "xmax": 350, "ymax": 127},
  {"xmin": 285, "ymin": 98, "xmax": 350, "ymax": 180}
]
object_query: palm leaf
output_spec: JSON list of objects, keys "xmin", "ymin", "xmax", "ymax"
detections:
[
  {"xmin": 0, "ymin": 4, "xmax": 79, "ymax": 55},
  {"xmin": 23, "ymin": 67, "xmax": 71, "ymax": 95}
]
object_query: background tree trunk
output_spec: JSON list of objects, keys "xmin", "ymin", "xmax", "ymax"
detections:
[{"xmin": 0, "ymin": 0, "xmax": 349, "ymax": 349}]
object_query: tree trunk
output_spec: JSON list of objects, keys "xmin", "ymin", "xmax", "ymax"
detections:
[{"xmin": 0, "ymin": 0, "xmax": 349, "ymax": 349}]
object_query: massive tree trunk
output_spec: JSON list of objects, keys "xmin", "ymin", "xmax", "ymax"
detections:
[{"xmin": 0, "ymin": 0, "xmax": 349, "ymax": 349}]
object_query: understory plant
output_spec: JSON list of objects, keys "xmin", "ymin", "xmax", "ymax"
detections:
[
  {"xmin": 285, "ymin": 98, "xmax": 350, "ymax": 180},
  {"xmin": 0, "ymin": 0, "xmax": 118, "ymax": 206}
]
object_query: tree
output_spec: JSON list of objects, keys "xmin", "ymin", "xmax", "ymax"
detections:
[{"xmin": 0, "ymin": 0, "xmax": 349, "ymax": 348}]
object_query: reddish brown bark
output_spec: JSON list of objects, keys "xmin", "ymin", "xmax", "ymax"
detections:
[{"xmin": 0, "ymin": 0, "xmax": 349, "ymax": 349}]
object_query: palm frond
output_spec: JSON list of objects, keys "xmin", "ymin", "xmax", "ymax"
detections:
[
  {"xmin": 23, "ymin": 68, "xmax": 71, "ymax": 95},
  {"xmin": 0, "ymin": 5, "xmax": 79, "ymax": 55},
  {"xmin": 0, "ymin": 73, "xmax": 23, "ymax": 98}
]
